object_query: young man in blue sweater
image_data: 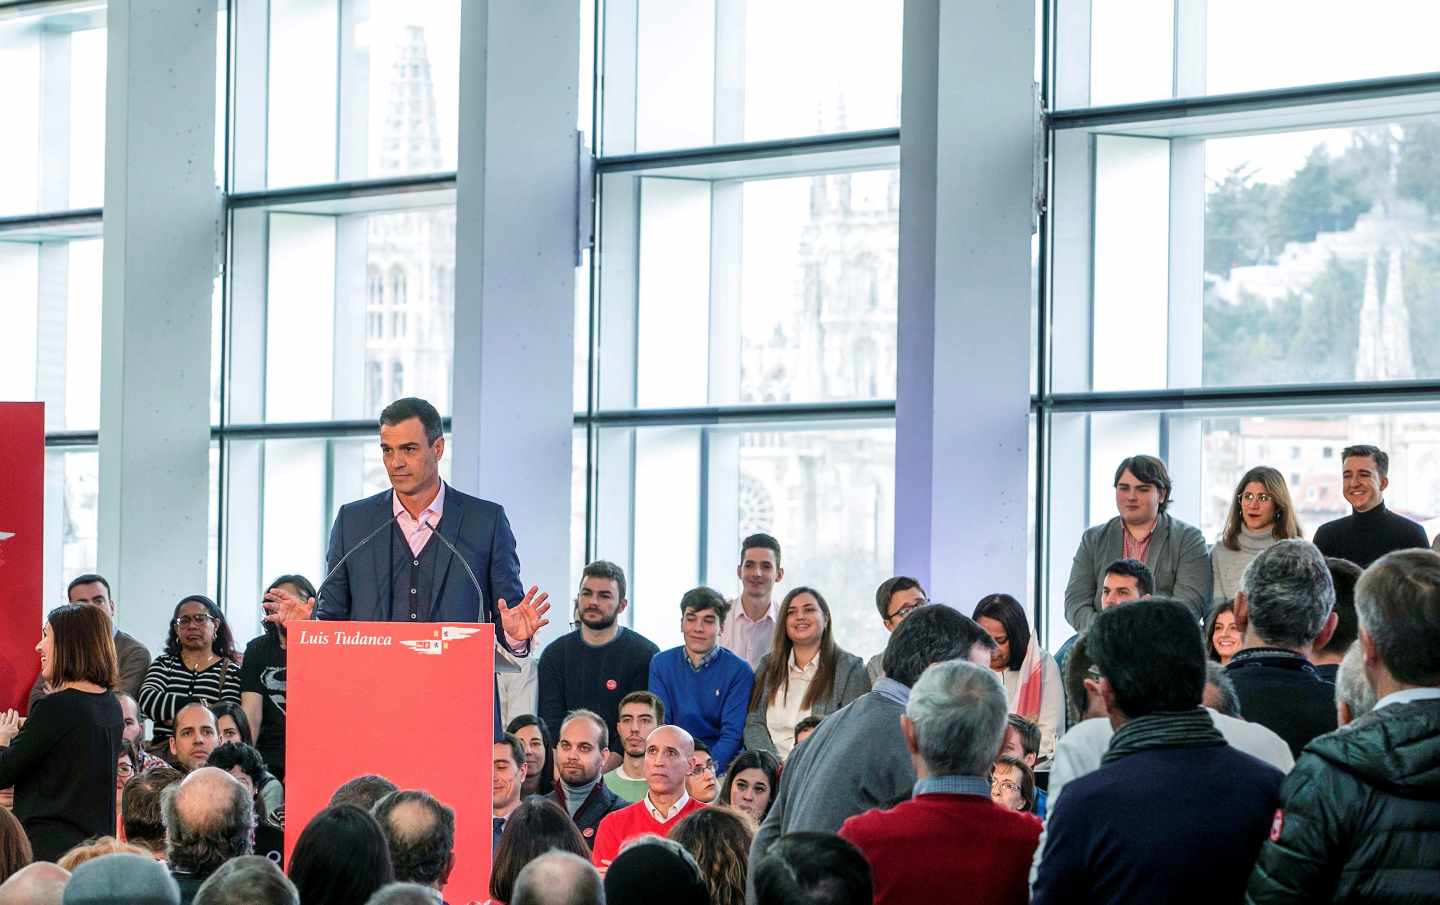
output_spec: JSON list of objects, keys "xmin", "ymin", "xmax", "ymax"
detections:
[{"xmin": 648, "ymin": 587, "xmax": 755, "ymax": 775}]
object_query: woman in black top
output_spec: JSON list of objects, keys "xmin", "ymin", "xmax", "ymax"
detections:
[
  {"xmin": 241, "ymin": 574, "xmax": 314, "ymax": 784},
  {"xmin": 138, "ymin": 595, "xmax": 242, "ymax": 744},
  {"xmin": 0, "ymin": 604, "xmax": 123, "ymax": 861}
]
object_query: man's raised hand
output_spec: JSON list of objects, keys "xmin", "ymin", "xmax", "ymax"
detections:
[{"xmin": 498, "ymin": 585, "xmax": 553, "ymax": 642}]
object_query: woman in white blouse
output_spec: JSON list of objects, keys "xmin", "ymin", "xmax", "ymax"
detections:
[{"xmin": 973, "ymin": 593, "xmax": 1064, "ymax": 764}]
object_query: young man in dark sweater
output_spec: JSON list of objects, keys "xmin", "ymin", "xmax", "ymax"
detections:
[
  {"xmin": 1313, "ymin": 445, "xmax": 1429, "ymax": 567},
  {"xmin": 538, "ymin": 561, "xmax": 659, "ymax": 772}
]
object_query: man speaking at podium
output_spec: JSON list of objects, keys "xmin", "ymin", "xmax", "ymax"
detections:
[{"xmin": 264, "ymin": 397, "xmax": 550, "ymax": 738}]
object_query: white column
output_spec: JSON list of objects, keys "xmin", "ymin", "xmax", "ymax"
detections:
[
  {"xmin": 98, "ymin": 0, "xmax": 218, "ymax": 653},
  {"xmin": 895, "ymin": 0, "xmax": 1034, "ymax": 604},
  {"xmin": 450, "ymin": 2, "xmax": 579, "ymax": 650}
]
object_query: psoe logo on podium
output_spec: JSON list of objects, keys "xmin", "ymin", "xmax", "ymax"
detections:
[{"xmin": 401, "ymin": 625, "xmax": 483, "ymax": 656}]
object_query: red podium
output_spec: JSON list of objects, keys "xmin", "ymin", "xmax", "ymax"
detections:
[{"xmin": 287, "ymin": 620, "xmax": 496, "ymax": 902}]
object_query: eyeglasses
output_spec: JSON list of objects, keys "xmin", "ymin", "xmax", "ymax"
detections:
[
  {"xmin": 886, "ymin": 599, "xmax": 928, "ymax": 622},
  {"xmin": 991, "ymin": 779, "xmax": 1022, "ymax": 795},
  {"xmin": 1238, "ymin": 492, "xmax": 1273, "ymax": 503},
  {"xmin": 117, "ymin": 761, "xmax": 136, "ymax": 778},
  {"xmin": 690, "ymin": 762, "xmax": 717, "ymax": 777},
  {"xmin": 174, "ymin": 614, "xmax": 216, "ymax": 628}
]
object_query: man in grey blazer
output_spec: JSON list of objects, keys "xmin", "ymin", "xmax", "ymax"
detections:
[{"xmin": 1064, "ymin": 455, "xmax": 1210, "ymax": 631}]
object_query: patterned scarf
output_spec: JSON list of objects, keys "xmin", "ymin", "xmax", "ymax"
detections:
[{"xmin": 1101, "ymin": 707, "xmax": 1225, "ymax": 765}]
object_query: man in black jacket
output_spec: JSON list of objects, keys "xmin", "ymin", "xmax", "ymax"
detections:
[
  {"xmin": 1227, "ymin": 540, "xmax": 1339, "ymax": 758},
  {"xmin": 547, "ymin": 709, "xmax": 626, "ymax": 847},
  {"xmin": 373, "ymin": 790, "xmax": 457, "ymax": 892},
  {"xmin": 1248, "ymin": 548, "xmax": 1440, "ymax": 903}
]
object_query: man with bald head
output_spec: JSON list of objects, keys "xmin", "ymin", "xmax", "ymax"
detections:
[
  {"xmin": 163, "ymin": 767, "xmax": 254, "ymax": 905},
  {"xmin": 372, "ymin": 790, "xmax": 456, "ymax": 891},
  {"xmin": 0, "ymin": 863, "xmax": 69, "ymax": 905},
  {"xmin": 590, "ymin": 725, "xmax": 706, "ymax": 871},
  {"xmin": 512, "ymin": 851, "xmax": 603, "ymax": 905},
  {"xmin": 170, "ymin": 702, "xmax": 219, "ymax": 772}
]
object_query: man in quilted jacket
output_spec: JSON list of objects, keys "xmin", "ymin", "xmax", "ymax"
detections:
[{"xmin": 1247, "ymin": 548, "xmax": 1440, "ymax": 903}]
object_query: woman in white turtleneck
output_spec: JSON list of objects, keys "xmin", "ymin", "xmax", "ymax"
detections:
[{"xmin": 1211, "ymin": 466, "xmax": 1304, "ymax": 602}]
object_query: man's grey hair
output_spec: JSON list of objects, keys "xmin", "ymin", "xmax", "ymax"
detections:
[
  {"xmin": 1203, "ymin": 662, "xmax": 1242, "ymax": 717},
  {"xmin": 1335, "ymin": 643, "xmax": 1377, "ymax": 721},
  {"xmin": 1240, "ymin": 539, "xmax": 1335, "ymax": 648},
  {"xmin": 162, "ymin": 770, "xmax": 255, "ymax": 875},
  {"xmin": 363, "ymin": 883, "xmax": 444, "ymax": 905},
  {"xmin": 1355, "ymin": 549, "xmax": 1440, "ymax": 687},
  {"xmin": 904, "ymin": 659, "xmax": 1009, "ymax": 776},
  {"xmin": 511, "ymin": 850, "xmax": 605, "ymax": 905},
  {"xmin": 194, "ymin": 855, "xmax": 298, "ymax": 905}
]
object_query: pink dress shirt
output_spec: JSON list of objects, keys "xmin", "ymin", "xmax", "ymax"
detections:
[{"xmin": 720, "ymin": 598, "xmax": 777, "ymax": 670}]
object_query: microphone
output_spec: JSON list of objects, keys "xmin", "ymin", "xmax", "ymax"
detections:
[
  {"xmin": 309, "ymin": 512, "xmax": 401, "ymax": 616},
  {"xmin": 421, "ymin": 518, "xmax": 489, "ymax": 618}
]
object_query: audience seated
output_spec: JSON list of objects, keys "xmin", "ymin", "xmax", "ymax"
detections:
[
  {"xmin": 1202, "ymin": 662, "xmax": 1244, "ymax": 718},
  {"xmin": 1334, "ymin": 643, "xmax": 1376, "ymax": 726},
  {"xmin": 363, "ymin": 883, "xmax": 442, "ymax": 905},
  {"xmin": 120, "ymin": 767, "xmax": 182, "ymax": 857},
  {"xmin": 1312, "ymin": 445, "xmax": 1429, "ymax": 567},
  {"xmin": 492, "ymin": 733, "xmax": 529, "ymax": 853},
  {"xmin": 1227, "ymin": 540, "xmax": 1340, "ymax": 757},
  {"xmin": 602, "ymin": 692, "xmax": 662, "ymax": 804},
  {"xmin": 163, "ymin": 768, "xmax": 254, "ymax": 904},
  {"xmin": 372, "ymin": 790, "xmax": 456, "ymax": 892},
  {"xmin": 974, "ymin": 594, "xmax": 1064, "ymax": 763},
  {"xmin": 864, "ymin": 576, "xmax": 928, "ymax": 682},
  {"xmin": 114, "ymin": 694, "xmax": 166, "ymax": 773},
  {"xmin": 56, "ymin": 837, "xmax": 150, "ymax": 872},
  {"xmin": 1061, "ymin": 633, "xmax": 1105, "ymax": 726},
  {"xmin": 752, "ymin": 833, "xmax": 871, "ymax": 905},
  {"xmin": 329, "ymin": 774, "xmax": 398, "ymax": 811},
  {"xmin": 1311, "ymin": 557, "xmax": 1363, "ymax": 683},
  {"xmin": 716, "ymin": 750, "xmax": 779, "ymax": 828},
  {"xmin": 990, "ymin": 755, "xmax": 1037, "ymax": 814},
  {"xmin": 0, "ymin": 809, "xmax": 29, "ymax": 885},
  {"xmin": 62, "ymin": 852, "xmax": 178, "ymax": 905},
  {"xmin": 591, "ymin": 725, "xmax": 704, "ymax": 871},
  {"xmin": 1054, "ymin": 559, "xmax": 1153, "ymax": 677},
  {"xmin": 241, "ymin": 575, "xmax": 312, "ymax": 785},
  {"xmin": 999, "ymin": 715, "xmax": 1047, "ymax": 817},
  {"xmin": 505, "ymin": 717, "xmax": 554, "ymax": 800},
  {"xmin": 648, "ymin": 587, "xmax": 754, "ymax": 774},
  {"xmin": 539, "ymin": 561, "xmax": 659, "ymax": 766},
  {"xmin": 29, "ymin": 574, "xmax": 151, "ymax": 707},
  {"xmin": 671, "ymin": 805, "xmax": 752, "ymax": 905},
  {"xmin": 546, "ymin": 710, "xmax": 627, "ymax": 845},
  {"xmin": 193, "ymin": 855, "xmax": 296, "ymax": 905},
  {"xmin": 1032, "ymin": 600, "xmax": 1285, "ymax": 904},
  {"xmin": 1063, "ymin": 455, "xmax": 1210, "ymax": 631},
  {"xmin": 287, "ymin": 805, "xmax": 393, "ymax": 905},
  {"xmin": 0, "ymin": 604, "xmax": 124, "ymax": 862},
  {"xmin": 1248, "ymin": 548, "xmax": 1440, "ymax": 902},
  {"xmin": 840, "ymin": 659, "xmax": 1041, "ymax": 905},
  {"xmin": 489, "ymin": 799, "xmax": 589, "ymax": 905},
  {"xmin": 116, "ymin": 742, "xmax": 139, "ymax": 833},
  {"xmin": 791, "ymin": 714, "xmax": 823, "ymax": 748},
  {"xmin": 685, "ymin": 741, "xmax": 720, "ymax": 804},
  {"xmin": 169, "ymin": 703, "xmax": 219, "ymax": 772},
  {"xmin": 743, "ymin": 587, "xmax": 871, "ymax": 759},
  {"xmin": 603, "ymin": 837, "xmax": 708, "ymax": 905},
  {"xmin": 752, "ymin": 605, "xmax": 995, "ymax": 863},
  {"xmin": 207, "ymin": 703, "xmax": 252, "ymax": 748},
  {"xmin": 1204, "ymin": 599, "xmax": 1242, "ymax": 665},
  {"xmin": 720, "ymin": 533, "xmax": 786, "ymax": 670},
  {"xmin": 138, "ymin": 596, "xmax": 242, "ymax": 745},
  {"xmin": 0, "ymin": 862, "xmax": 68, "ymax": 905},
  {"xmin": 511, "ymin": 851, "xmax": 603, "ymax": 905},
  {"xmin": 204, "ymin": 743, "xmax": 283, "ymax": 865},
  {"xmin": 1212, "ymin": 467, "xmax": 1304, "ymax": 603}
]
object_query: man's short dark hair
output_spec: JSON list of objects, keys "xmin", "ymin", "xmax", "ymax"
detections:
[
  {"xmin": 372, "ymin": 790, "xmax": 456, "ymax": 887},
  {"xmin": 874, "ymin": 576, "xmax": 925, "ymax": 621},
  {"xmin": 1322, "ymin": 557, "xmax": 1364, "ymax": 655},
  {"xmin": 882, "ymin": 605, "xmax": 995, "ymax": 688},
  {"xmin": 753, "ymin": 832, "xmax": 873, "ymax": 905},
  {"xmin": 122, "ymin": 766, "xmax": 183, "ymax": 851},
  {"xmin": 1088, "ymin": 598, "xmax": 1206, "ymax": 718},
  {"xmin": 617, "ymin": 690, "xmax": 664, "ymax": 723},
  {"xmin": 579, "ymin": 560, "xmax": 627, "ymax": 602},
  {"xmin": 793, "ymin": 714, "xmax": 824, "ymax": 737},
  {"xmin": 559, "ymin": 711, "xmax": 609, "ymax": 751},
  {"xmin": 1005, "ymin": 713, "xmax": 1040, "ymax": 757},
  {"xmin": 1103, "ymin": 558, "xmax": 1155, "ymax": 596},
  {"xmin": 1341, "ymin": 444, "xmax": 1389, "ymax": 479},
  {"xmin": 194, "ymin": 855, "xmax": 299, "ymax": 905},
  {"xmin": 740, "ymin": 533, "xmax": 782, "ymax": 567},
  {"xmin": 66, "ymin": 573, "xmax": 112, "ymax": 598},
  {"xmin": 1113, "ymin": 455, "xmax": 1174, "ymax": 511},
  {"xmin": 678, "ymin": 586, "xmax": 730, "ymax": 623},
  {"xmin": 1063, "ymin": 633, "xmax": 1094, "ymax": 723},
  {"xmin": 497, "ymin": 731, "xmax": 526, "ymax": 768},
  {"xmin": 691, "ymin": 739, "xmax": 710, "ymax": 756},
  {"xmin": 163, "ymin": 774, "xmax": 255, "ymax": 875},
  {"xmin": 331, "ymin": 774, "xmax": 400, "ymax": 811},
  {"xmin": 206, "ymin": 742, "xmax": 267, "ymax": 790},
  {"xmin": 379, "ymin": 397, "xmax": 443, "ymax": 445},
  {"xmin": 1356, "ymin": 549, "xmax": 1440, "ymax": 686},
  {"xmin": 972, "ymin": 594, "xmax": 1031, "ymax": 672}
]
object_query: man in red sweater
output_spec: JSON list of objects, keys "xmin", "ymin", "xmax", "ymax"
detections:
[
  {"xmin": 840, "ymin": 659, "xmax": 1040, "ymax": 905},
  {"xmin": 591, "ymin": 725, "xmax": 705, "ymax": 871}
]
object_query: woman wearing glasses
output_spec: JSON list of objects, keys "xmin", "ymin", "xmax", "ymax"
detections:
[
  {"xmin": 137, "ymin": 595, "xmax": 242, "ymax": 748},
  {"xmin": 1211, "ymin": 467, "xmax": 1304, "ymax": 604}
]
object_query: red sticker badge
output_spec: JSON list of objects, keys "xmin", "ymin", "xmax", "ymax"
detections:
[
  {"xmin": 583, "ymin": 827, "xmax": 595, "ymax": 838},
  {"xmin": 606, "ymin": 679, "xmax": 618, "ymax": 691},
  {"xmin": 1269, "ymin": 809, "xmax": 1284, "ymax": 841}
]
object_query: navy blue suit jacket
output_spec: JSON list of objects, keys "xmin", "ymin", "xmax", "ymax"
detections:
[{"xmin": 316, "ymin": 483, "xmax": 524, "ymax": 737}]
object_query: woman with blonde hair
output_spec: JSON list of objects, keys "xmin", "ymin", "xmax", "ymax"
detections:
[{"xmin": 1212, "ymin": 466, "xmax": 1303, "ymax": 602}]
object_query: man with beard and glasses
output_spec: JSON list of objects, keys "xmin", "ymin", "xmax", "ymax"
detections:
[
  {"xmin": 545, "ymin": 710, "xmax": 626, "ymax": 847},
  {"xmin": 539, "ymin": 562, "xmax": 659, "ymax": 772}
]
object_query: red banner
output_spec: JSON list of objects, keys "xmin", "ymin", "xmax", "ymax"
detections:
[
  {"xmin": 287, "ymin": 620, "xmax": 496, "ymax": 903},
  {"xmin": 0, "ymin": 403, "xmax": 44, "ymax": 714}
]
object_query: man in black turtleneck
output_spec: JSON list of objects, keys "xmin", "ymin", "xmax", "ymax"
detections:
[{"xmin": 1312, "ymin": 445, "xmax": 1428, "ymax": 568}]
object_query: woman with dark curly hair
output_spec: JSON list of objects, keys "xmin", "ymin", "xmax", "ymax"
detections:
[
  {"xmin": 137, "ymin": 595, "xmax": 241, "ymax": 745},
  {"xmin": 670, "ymin": 804, "xmax": 753, "ymax": 905}
]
